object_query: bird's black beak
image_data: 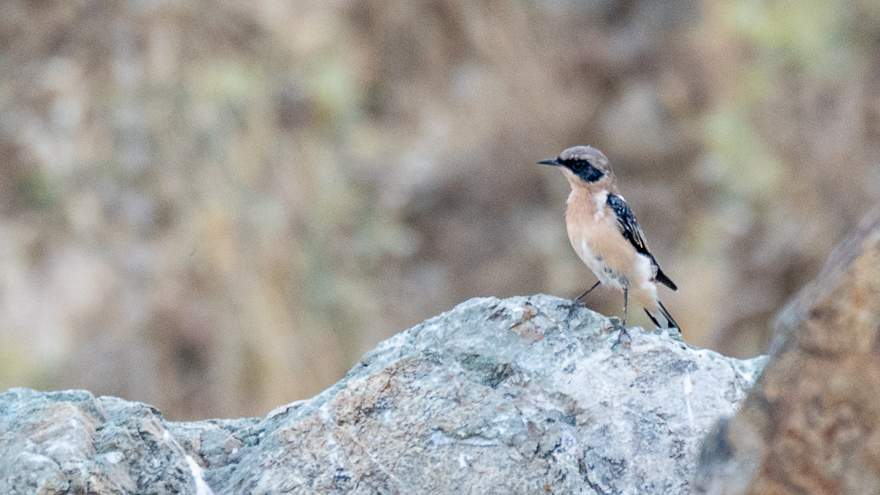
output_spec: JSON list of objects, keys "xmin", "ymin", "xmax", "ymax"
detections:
[{"xmin": 539, "ymin": 158, "xmax": 561, "ymax": 166}]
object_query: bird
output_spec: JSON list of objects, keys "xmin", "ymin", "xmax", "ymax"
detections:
[{"xmin": 539, "ymin": 145, "xmax": 679, "ymax": 338}]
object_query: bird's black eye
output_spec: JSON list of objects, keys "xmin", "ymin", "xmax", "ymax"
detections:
[{"xmin": 560, "ymin": 158, "xmax": 603, "ymax": 182}]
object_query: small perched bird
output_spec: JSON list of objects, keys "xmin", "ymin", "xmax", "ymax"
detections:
[{"xmin": 540, "ymin": 145, "xmax": 679, "ymax": 336}]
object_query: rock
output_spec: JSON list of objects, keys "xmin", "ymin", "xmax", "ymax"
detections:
[
  {"xmin": 1, "ymin": 295, "xmax": 766, "ymax": 494},
  {"xmin": 694, "ymin": 209, "xmax": 880, "ymax": 495},
  {"xmin": 0, "ymin": 387, "xmax": 243, "ymax": 495}
]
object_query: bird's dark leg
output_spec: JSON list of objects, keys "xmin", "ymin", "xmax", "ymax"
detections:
[
  {"xmin": 574, "ymin": 280, "xmax": 601, "ymax": 303},
  {"xmin": 562, "ymin": 280, "xmax": 602, "ymax": 322},
  {"xmin": 613, "ymin": 286, "xmax": 631, "ymax": 346}
]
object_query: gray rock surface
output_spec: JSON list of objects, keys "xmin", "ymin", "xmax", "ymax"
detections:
[{"xmin": 0, "ymin": 295, "xmax": 767, "ymax": 494}]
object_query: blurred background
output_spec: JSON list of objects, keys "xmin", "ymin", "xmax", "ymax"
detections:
[{"xmin": 1, "ymin": 0, "xmax": 879, "ymax": 420}]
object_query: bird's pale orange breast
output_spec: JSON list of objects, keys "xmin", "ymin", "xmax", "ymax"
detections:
[{"xmin": 565, "ymin": 188, "xmax": 660, "ymax": 310}]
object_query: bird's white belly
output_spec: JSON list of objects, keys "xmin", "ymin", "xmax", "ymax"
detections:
[
  {"xmin": 575, "ymin": 236, "xmax": 657, "ymax": 296},
  {"xmin": 576, "ymin": 237, "xmax": 625, "ymax": 289}
]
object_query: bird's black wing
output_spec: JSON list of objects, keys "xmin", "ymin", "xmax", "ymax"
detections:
[
  {"xmin": 606, "ymin": 194, "xmax": 677, "ymax": 291},
  {"xmin": 606, "ymin": 194, "xmax": 649, "ymax": 257}
]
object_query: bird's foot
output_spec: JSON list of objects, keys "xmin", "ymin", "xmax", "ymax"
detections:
[
  {"xmin": 558, "ymin": 299, "xmax": 588, "ymax": 325},
  {"xmin": 608, "ymin": 320, "xmax": 631, "ymax": 350}
]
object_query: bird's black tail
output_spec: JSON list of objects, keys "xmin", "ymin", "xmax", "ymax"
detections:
[{"xmin": 644, "ymin": 300, "xmax": 679, "ymax": 330}]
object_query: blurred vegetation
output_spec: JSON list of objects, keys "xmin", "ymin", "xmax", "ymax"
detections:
[{"xmin": 0, "ymin": 0, "xmax": 878, "ymax": 420}]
